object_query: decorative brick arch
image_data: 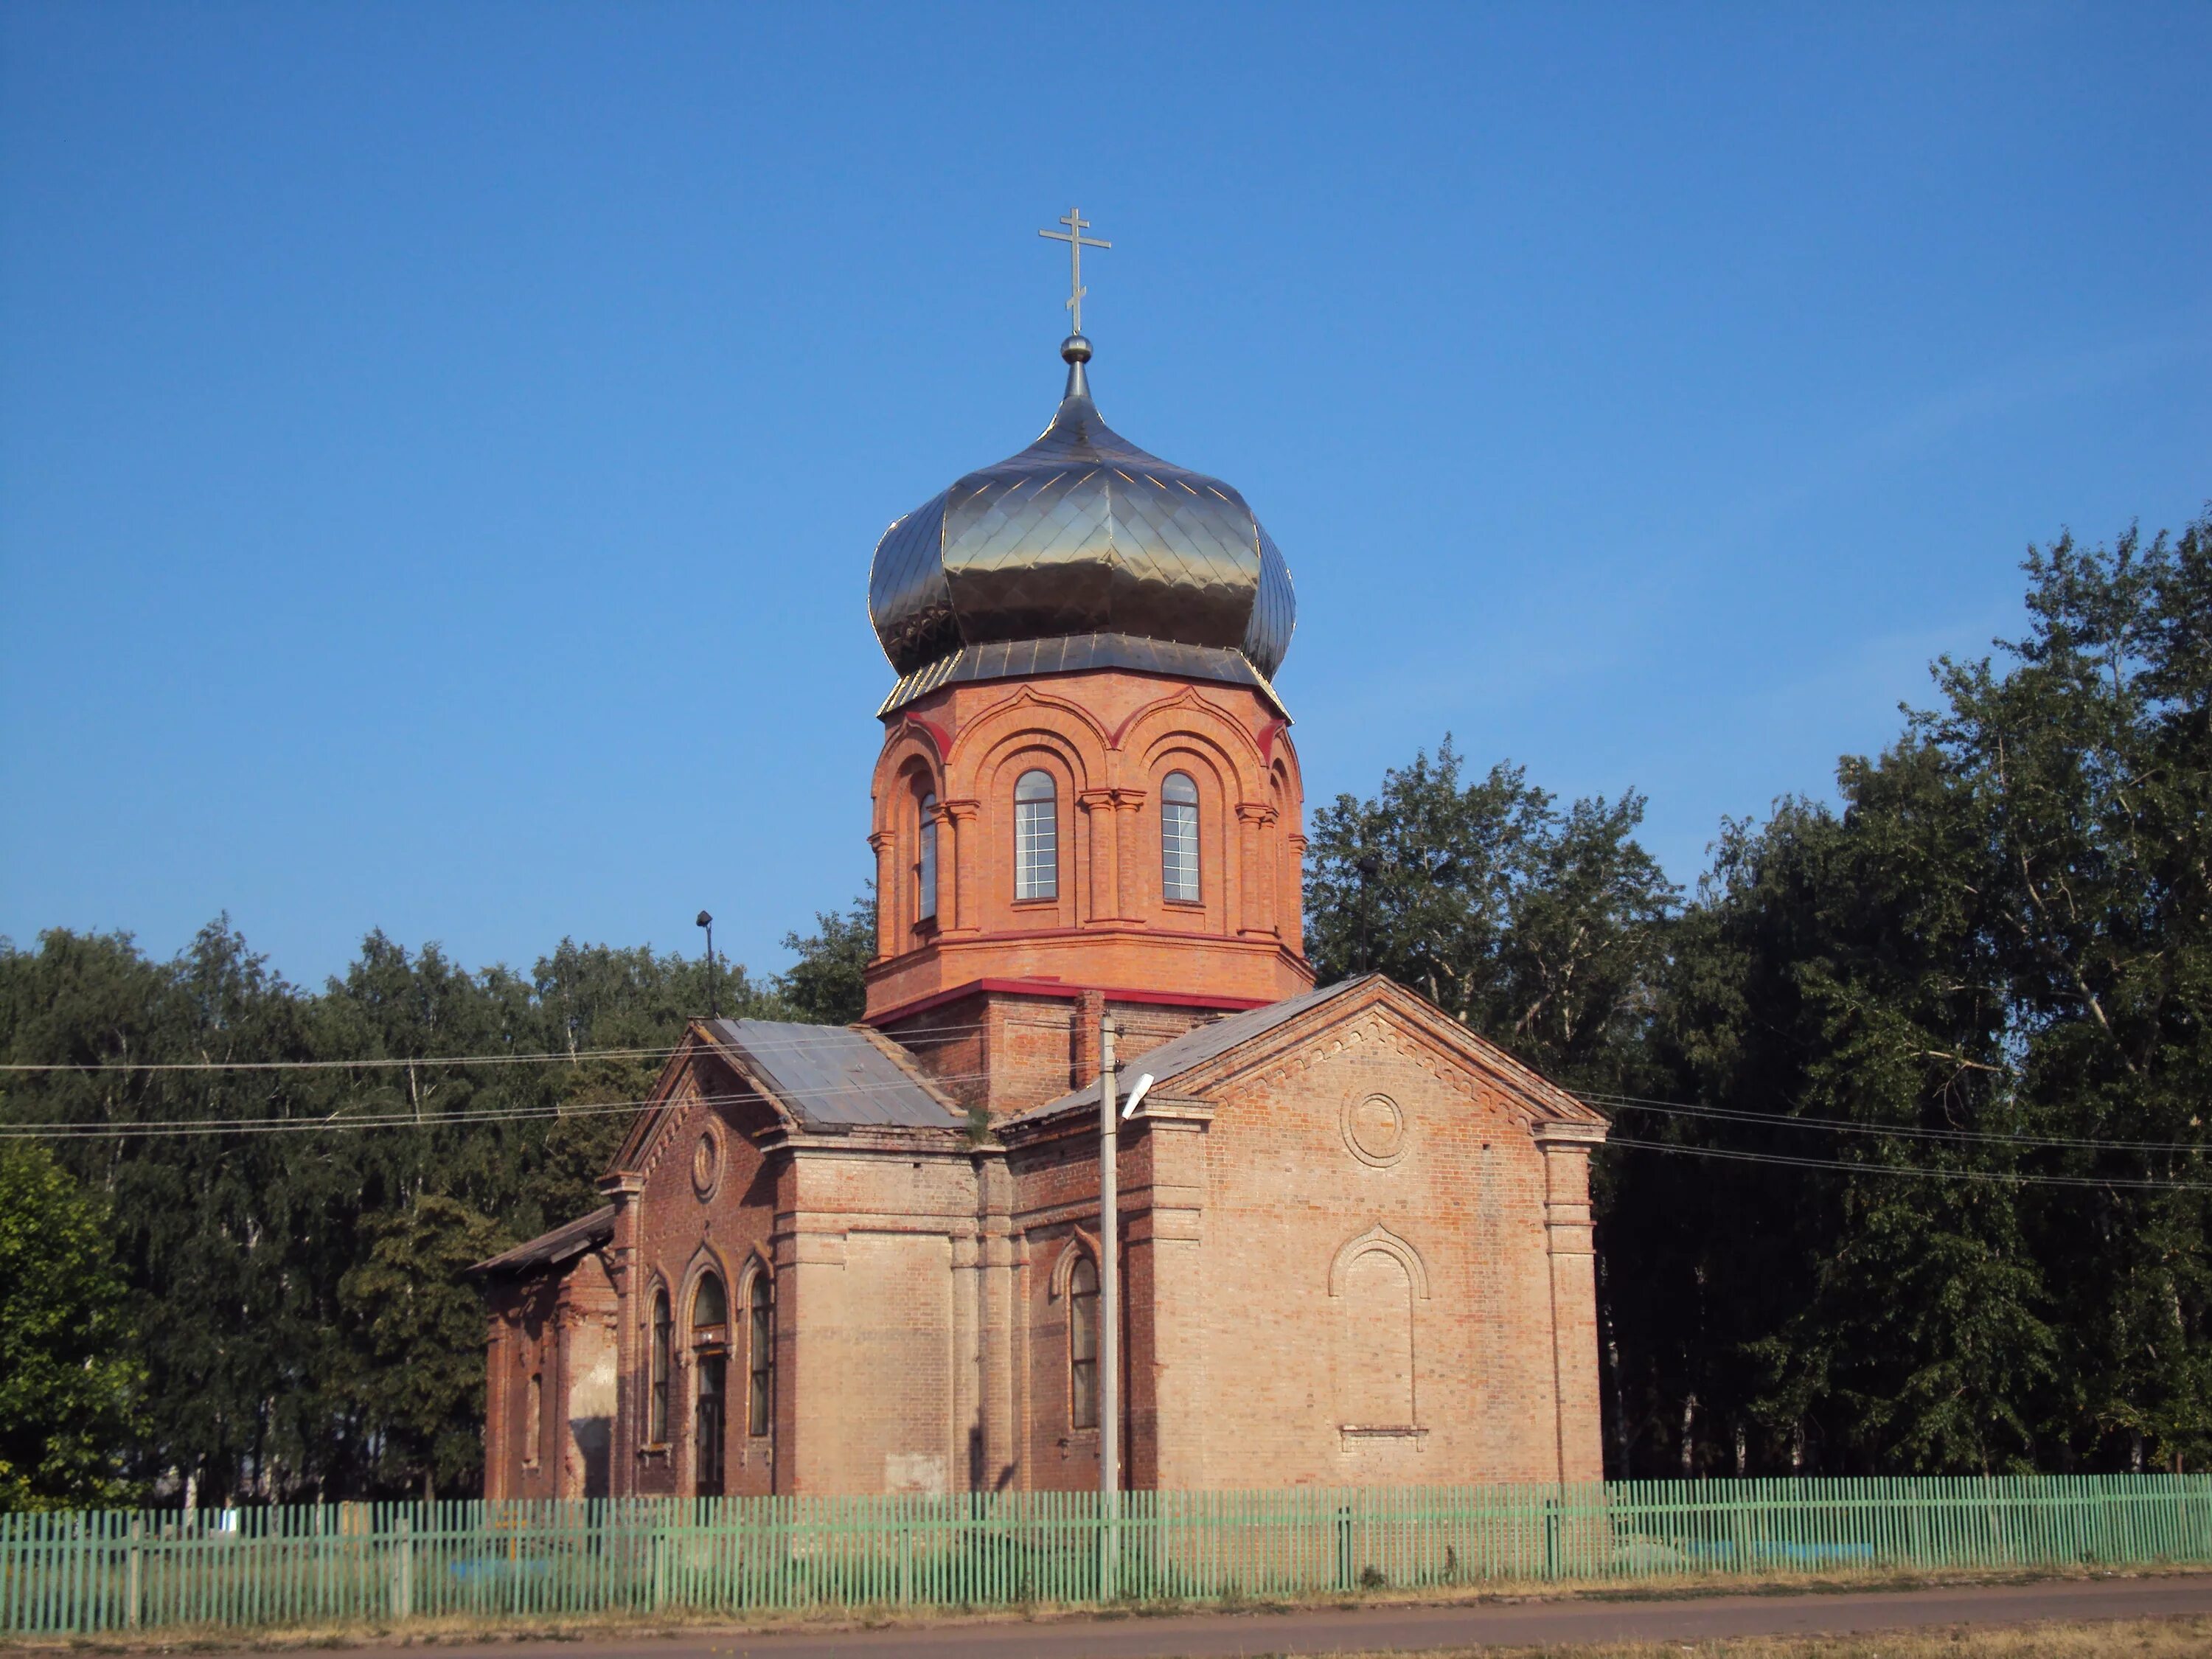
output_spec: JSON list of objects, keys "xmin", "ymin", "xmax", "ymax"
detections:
[
  {"xmin": 948, "ymin": 683, "xmax": 1113, "ymax": 778},
  {"xmin": 1327, "ymin": 1222, "xmax": 1432, "ymax": 1301},
  {"xmin": 1047, "ymin": 1226, "xmax": 1101, "ymax": 1299},
  {"xmin": 870, "ymin": 727, "xmax": 947, "ymax": 838},
  {"xmin": 1113, "ymin": 684, "xmax": 1267, "ymax": 768}
]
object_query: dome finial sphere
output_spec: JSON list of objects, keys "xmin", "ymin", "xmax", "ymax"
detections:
[{"xmin": 1060, "ymin": 333, "xmax": 1092, "ymax": 364}]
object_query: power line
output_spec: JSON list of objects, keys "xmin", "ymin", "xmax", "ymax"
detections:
[
  {"xmin": 0, "ymin": 1018, "xmax": 992, "ymax": 1074},
  {"xmin": 0, "ymin": 1066, "xmax": 1010, "ymax": 1138},
  {"xmin": 1587, "ymin": 1090, "xmax": 2208, "ymax": 1156},
  {"xmin": 1604, "ymin": 1135, "xmax": 2212, "ymax": 1193}
]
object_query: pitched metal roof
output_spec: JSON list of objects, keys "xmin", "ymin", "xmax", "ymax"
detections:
[
  {"xmin": 1009, "ymin": 976, "xmax": 1378, "ymax": 1124},
  {"xmin": 704, "ymin": 1018, "xmax": 964, "ymax": 1130},
  {"xmin": 466, "ymin": 1203, "xmax": 615, "ymax": 1279}
]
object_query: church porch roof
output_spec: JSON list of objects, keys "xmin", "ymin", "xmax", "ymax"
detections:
[
  {"xmin": 466, "ymin": 1203, "xmax": 616, "ymax": 1279},
  {"xmin": 700, "ymin": 1017, "xmax": 966, "ymax": 1130}
]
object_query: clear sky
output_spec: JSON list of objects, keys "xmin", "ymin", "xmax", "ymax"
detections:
[{"xmin": 3, "ymin": 4, "xmax": 2206, "ymax": 990}]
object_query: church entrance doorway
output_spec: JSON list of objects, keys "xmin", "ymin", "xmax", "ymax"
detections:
[
  {"xmin": 690, "ymin": 1270, "xmax": 730, "ymax": 1498},
  {"xmin": 695, "ymin": 1354, "xmax": 727, "ymax": 1497}
]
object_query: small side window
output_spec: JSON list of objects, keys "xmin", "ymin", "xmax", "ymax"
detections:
[
  {"xmin": 917, "ymin": 792, "xmax": 939, "ymax": 922},
  {"xmin": 650, "ymin": 1289, "xmax": 672, "ymax": 1443},
  {"xmin": 1068, "ymin": 1254, "xmax": 1099, "ymax": 1430},
  {"xmin": 748, "ymin": 1275, "xmax": 773, "ymax": 1437}
]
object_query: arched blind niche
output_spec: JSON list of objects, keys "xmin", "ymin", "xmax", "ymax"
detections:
[{"xmin": 1014, "ymin": 769, "xmax": 1058, "ymax": 901}]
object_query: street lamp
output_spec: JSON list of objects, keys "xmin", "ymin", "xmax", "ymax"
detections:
[{"xmin": 695, "ymin": 911, "xmax": 718, "ymax": 1019}]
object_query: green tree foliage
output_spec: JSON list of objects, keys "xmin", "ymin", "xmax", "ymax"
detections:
[
  {"xmin": 1609, "ymin": 512, "xmax": 2212, "ymax": 1477},
  {"xmin": 0, "ymin": 1141, "xmax": 143, "ymax": 1509},
  {"xmin": 1304, "ymin": 741, "xmax": 1677, "ymax": 1093},
  {"xmin": 0, "ymin": 912, "xmax": 857, "ymax": 1503},
  {"xmin": 776, "ymin": 891, "xmax": 875, "ymax": 1025},
  {"xmin": 1304, "ymin": 513, "xmax": 2208, "ymax": 1478}
]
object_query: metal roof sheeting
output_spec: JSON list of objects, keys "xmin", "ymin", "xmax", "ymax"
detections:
[
  {"xmin": 706, "ymin": 1018, "xmax": 963, "ymax": 1129},
  {"xmin": 467, "ymin": 1203, "xmax": 616, "ymax": 1278}
]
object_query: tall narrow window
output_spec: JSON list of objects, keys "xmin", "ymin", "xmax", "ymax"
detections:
[
  {"xmin": 916, "ymin": 793, "xmax": 939, "ymax": 922},
  {"xmin": 650, "ymin": 1288, "xmax": 672, "ymax": 1443},
  {"xmin": 1161, "ymin": 771, "xmax": 1200, "ymax": 902},
  {"xmin": 747, "ymin": 1275, "xmax": 773, "ymax": 1436},
  {"xmin": 1068, "ymin": 1254, "xmax": 1099, "ymax": 1430},
  {"xmin": 1015, "ymin": 769, "xmax": 1058, "ymax": 900},
  {"xmin": 524, "ymin": 1373, "xmax": 543, "ymax": 1465}
]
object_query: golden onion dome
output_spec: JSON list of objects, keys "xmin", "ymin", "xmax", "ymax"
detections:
[{"xmin": 869, "ymin": 335, "xmax": 1295, "ymax": 716}]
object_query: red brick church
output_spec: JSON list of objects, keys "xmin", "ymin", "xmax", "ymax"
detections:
[{"xmin": 473, "ymin": 305, "xmax": 1610, "ymax": 1500}]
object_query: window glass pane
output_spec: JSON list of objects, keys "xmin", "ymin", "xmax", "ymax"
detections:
[
  {"xmin": 917, "ymin": 793, "xmax": 938, "ymax": 922},
  {"xmin": 1071, "ymin": 1357, "xmax": 1097, "ymax": 1430},
  {"xmin": 748, "ymin": 1277, "xmax": 772, "ymax": 1436},
  {"xmin": 693, "ymin": 1273, "xmax": 726, "ymax": 1329},
  {"xmin": 1015, "ymin": 770, "xmax": 1057, "ymax": 900},
  {"xmin": 1068, "ymin": 1253, "xmax": 1099, "ymax": 1430},
  {"xmin": 650, "ymin": 1290, "xmax": 672, "ymax": 1442},
  {"xmin": 1161, "ymin": 773, "xmax": 1200, "ymax": 903}
]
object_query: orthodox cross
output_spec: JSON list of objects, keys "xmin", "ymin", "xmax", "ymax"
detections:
[{"xmin": 1038, "ymin": 207, "xmax": 1110, "ymax": 335}]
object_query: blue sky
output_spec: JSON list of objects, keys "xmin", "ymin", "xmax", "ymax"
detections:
[{"xmin": 3, "ymin": 4, "xmax": 2206, "ymax": 990}]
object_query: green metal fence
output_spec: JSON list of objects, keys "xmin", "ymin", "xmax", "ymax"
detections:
[{"xmin": 4, "ymin": 1477, "xmax": 2208, "ymax": 1635}]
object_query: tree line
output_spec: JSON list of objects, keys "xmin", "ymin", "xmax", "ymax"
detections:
[
  {"xmin": 1, "ymin": 514, "xmax": 2204, "ymax": 1504},
  {"xmin": 0, "ymin": 911, "xmax": 872, "ymax": 1508}
]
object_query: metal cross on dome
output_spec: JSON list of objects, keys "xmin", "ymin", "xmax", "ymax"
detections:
[{"xmin": 1038, "ymin": 207, "xmax": 1110, "ymax": 335}]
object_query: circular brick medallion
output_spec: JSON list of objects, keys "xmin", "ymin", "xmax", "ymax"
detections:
[
  {"xmin": 1343, "ymin": 1092, "xmax": 1408, "ymax": 1167},
  {"xmin": 692, "ymin": 1129, "xmax": 723, "ymax": 1199}
]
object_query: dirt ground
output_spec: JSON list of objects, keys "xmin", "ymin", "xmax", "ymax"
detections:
[{"xmin": 7, "ymin": 1568, "xmax": 2208, "ymax": 1659}]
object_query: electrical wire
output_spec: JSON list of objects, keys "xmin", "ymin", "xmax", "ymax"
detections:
[
  {"xmin": 0, "ymin": 1062, "xmax": 1028, "ymax": 1137},
  {"xmin": 0, "ymin": 1017, "xmax": 992, "ymax": 1074},
  {"xmin": 1603, "ymin": 1135, "xmax": 2212, "ymax": 1193},
  {"xmin": 1586, "ymin": 1091, "xmax": 2208, "ymax": 1156}
]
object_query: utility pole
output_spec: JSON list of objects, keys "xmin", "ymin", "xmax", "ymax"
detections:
[{"xmin": 1098, "ymin": 1010, "xmax": 1120, "ymax": 1599}]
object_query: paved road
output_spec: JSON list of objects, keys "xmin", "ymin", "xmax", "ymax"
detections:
[{"xmin": 274, "ymin": 1574, "xmax": 2212, "ymax": 1658}]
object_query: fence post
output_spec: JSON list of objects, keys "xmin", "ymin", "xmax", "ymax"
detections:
[
  {"xmin": 390, "ymin": 1516, "xmax": 414, "ymax": 1624},
  {"xmin": 125, "ymin": 1514, "xmax": 143, "ymax": 1631}
]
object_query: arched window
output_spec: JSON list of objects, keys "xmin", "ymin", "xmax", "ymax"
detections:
[
  {"xmin": 1161, "ymin": 771, "xmax": 1200, "ymax": 902},
  {"xmin": 916, "ymin": 792, "xmax": 939, "ymax": 922},
  {"xmin": 1015, "ymin": 769, "xmax": 1058, "ymax": 900},
  {"xmin": 1068, "ymin": 1253, "xmax": 1100, "ymax": 1430},
  {"xmin": 747, "ymin": 1274, "xmax": 773, "ymax": 1437},
  {"xmin": 649, "ymin": 1287, "xmax": 672, "ymax": 1443},
  {"xmin": 524, "ymin": 1373, "xmax": 543, "ymax": 1465}
]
